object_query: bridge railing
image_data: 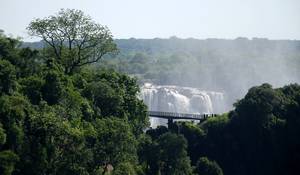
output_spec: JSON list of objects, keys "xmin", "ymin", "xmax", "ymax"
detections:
[{"xmin": 148, "ymin": 111, "xmax": 216, "ymax": 120}]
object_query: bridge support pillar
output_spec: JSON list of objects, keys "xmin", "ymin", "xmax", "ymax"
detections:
[{"xmin": 167, "ymin": 119, "xmax": 173, "ymax": 128}]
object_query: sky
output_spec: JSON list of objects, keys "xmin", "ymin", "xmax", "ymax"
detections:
[{"xmin": 0, "ymin": 0, "xmax": 300, "ymax": 41}]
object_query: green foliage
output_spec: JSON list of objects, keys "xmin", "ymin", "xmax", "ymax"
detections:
[
  {"xmin": 0, "ymin": 59, "xmax": 17, "ymax": 94},
  {"xmin": 191, "ymin": 84, "xmax": 300, "ymax": 175},
  {"xmin": 233, "ymin": 83, "xmax": 285, "ymax": 125},
  {"xmin": 195, "ymin": 157, "xmax": 223, "ymax": 175},
  {"xmin": 83, "ymin": 80, "xmax": 124, "ymax": 117},
  {"xmin": 0, "ymin": 28, "xmax": 148, "ymax": 175},
  {"xmin": 176, "ymin": 122, "xmax": 206, "ymax": 164},
  {"xmin": 279, "ymin": 84, "xmax": 300, "ymax": 174},
  {"xmin": 0, "ymin": 33, "xmax": 41, "ymax": 78},
  {"xmin": 0, "ymin": 34, "xmax": 20, "ymax": 63},
  {"xmin": 200, "ymin": 113, "xmax": 230, "ymax": 130},
  {"xmin": 0, "ymin": 123, "xmax": 6, "ymax": 146},
  {"xmin": 41, "ymin": 69, "xmax": 67, "ymax": 105},
  {"xmin": 157, "ymin": 132, "xmax": 193, "ymax": 175},
  {"xmin": 140, "ymin": 131, "xmax": 193, "ymax": 175},
  {"xmin": 146, "ymin": 125, "xmax": 168, "ymax": 140},
  {"xmin": 82, "ymin": 69, "xmax": 149, "ymax": 135},
  {"xmin": 27, "ymin": 9, "xmax": 118, "ymax": 74},
  {"xmin": 0, "ymin": 94, "xmax": 31, "ymax": 151},
  {"xmin": 92, "ymin": 118, "xmax": 138, "ymax": 167},
  {"xmin": 0, "ymin": 150, "xmax": 19, "ymax": 175},
  {"xmin": 113, "ymin": 162, "xmax": 137, "ymax": 175},
  {"xmin": 137, "ymin": 134, "xmax": 159, "ymax": 175},
  {"xmin": 19, "ymin": 76, "xmax": 44, "ymax": 105}
]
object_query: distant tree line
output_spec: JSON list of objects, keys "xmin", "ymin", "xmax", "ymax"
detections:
[{"xmin": 99, "ymin": 37, "xmax": 300, "ymax": 105}]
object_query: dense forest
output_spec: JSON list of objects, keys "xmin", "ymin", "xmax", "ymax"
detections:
[{"xmin": 1, "ymin": 9, "xmax": 300, "ymax": 175}]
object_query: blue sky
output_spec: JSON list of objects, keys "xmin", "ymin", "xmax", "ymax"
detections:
[{"xmin": 1, "ymin": 0, "xmax": 300, "ymax": 41}]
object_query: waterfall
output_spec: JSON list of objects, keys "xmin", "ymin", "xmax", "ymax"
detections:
[{"xmin": 140, "ymin": 83, "xmax": 227, "ymax": 127}]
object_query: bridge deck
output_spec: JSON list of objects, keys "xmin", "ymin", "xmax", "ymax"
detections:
[{"xmin": 148, "ymin": 111, "xmax": 215, "ymax": 120}]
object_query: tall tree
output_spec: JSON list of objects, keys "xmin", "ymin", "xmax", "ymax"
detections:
[
  {"xmin": 157, "ymin": 132, "xmax": 193, "ymax": 175},
  {"xmin": 195, "ymin": 157, "xmax": 223, "ymax": 175},
  {"xmin": 0, "ymin": 60, "xmax": 16, "ymax": 94},
  {"xmin": 27, "ymin": 9, "xmax": 117, "ymax": 74}
]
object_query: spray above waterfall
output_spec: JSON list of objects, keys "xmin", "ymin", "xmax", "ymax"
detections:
[{"xmin": 140, "ymin": 83, "xmax": 228, "ymax": 127}]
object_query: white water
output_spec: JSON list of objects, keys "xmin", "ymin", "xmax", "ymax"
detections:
[{"xmin": 140, "ymin": 83, "xmax": 227, "ymax": 128}]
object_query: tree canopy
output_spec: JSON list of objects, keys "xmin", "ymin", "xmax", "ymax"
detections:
[
  {"xmin": 27, "ymin": 9, "xmax": 117, "ymax": 74},
  {"xmin": 0, "ymin": 28, "xmax": 147, "ymax": 175}
]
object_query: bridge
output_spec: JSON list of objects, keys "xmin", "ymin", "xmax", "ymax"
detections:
[{"xmin": 148, "ymin": 111, "xmax": 217, "ymax": 122}]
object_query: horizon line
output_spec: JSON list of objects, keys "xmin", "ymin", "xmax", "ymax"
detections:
[{"xmin": 22, "ymin": 36, "xmax": 300, "ymax": 43}]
